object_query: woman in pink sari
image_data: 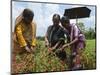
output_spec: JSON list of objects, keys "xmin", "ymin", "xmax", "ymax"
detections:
[{"xmin": 60, "ymin": 16, "xmax": 86, "ymax": 70}]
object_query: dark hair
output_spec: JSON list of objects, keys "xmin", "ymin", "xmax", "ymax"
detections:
[
  {"xmin": 60, "ymin": 16, "xmax": 69, "ymax": 23},
  {"xmin": 53, "ymin": 14, "xmax": 60, "ymax": 20},
  {"xmin": 22, "ymin": 8, "xmax": 34, "ymax": 20}
]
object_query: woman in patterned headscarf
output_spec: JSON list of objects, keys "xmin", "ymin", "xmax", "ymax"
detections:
[{"xmin": 13, "ymin": 8, "xmax": 37, "ymax": 53}]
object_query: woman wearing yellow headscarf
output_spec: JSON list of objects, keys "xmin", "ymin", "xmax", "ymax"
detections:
[{"xmin": 13, "ymin": 8, "xmax": 36, "ymax": 53}]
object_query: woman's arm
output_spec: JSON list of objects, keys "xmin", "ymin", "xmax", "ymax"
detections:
[
  {"xmin": 69, "ymin": 25, "xmax": 79, "ymax": 46},
  {"xmin": 62, "ymin": 25, "xmax": 79, "ymax": 49},
  {"xmin": 15, "ymin": 24, "xmax": 27, "ymax": 47},
  {"xmin": 68, "ymin": 37, "xmax": 78, "ymax": 46},
  {"xmin": 45, "ymin": 26, "xmax": 52, "ymax": 48},
  {"xmin": 15, "ymin": 24, "xmax": 31, "ymax": 52},
  {"xmin": 31, "ymin": 21, "xmax": 37, "ymax": 47},
  {"xmin": 45, "ymin": 33, "xmax": 49, "ymax": 47},
  {"xmin": 51, "ymin": 41, "xmax": 60, "ymax": 50}
]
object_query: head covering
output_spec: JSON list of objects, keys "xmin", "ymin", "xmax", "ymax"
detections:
[
  {"xmin": 53, "ymin": 14, "xmax": 60, "ymax": 20},
  {"xmin": 15, "ymin": 8, "xmax": 34, "ymax": 25},
  {"xmin": 60, "ymin": 16, "xmax": 69, "ymax": 23},
  {"xmin": 22, "ymin": 8, "xmax": 34, "ymax": 20},
  {"xmin": 15, "ymin": 13, "xmax": 23, "ymax": 25}
]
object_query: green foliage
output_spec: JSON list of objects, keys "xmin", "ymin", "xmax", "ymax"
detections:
[
  {"xmin": 77, "ymin": 22, "xmax": 96, "ymax": 39},
  {"xmin": 85, "ymin": 27, "xmax": 96, "ymax": 39},
  {"xmin": 12, "ymin": 39, "xmax": 96, "ymax": 73},
  {"xmin": 77, "ymin": 22, "xmax": 85, "ymax": 33},
  {"xmin": 83, "ymin": 40, "xmax": 96, "ymax": 69},
  {"xmin": 37, "ymin": 36, "xmax": 45, "ymax": 41}
]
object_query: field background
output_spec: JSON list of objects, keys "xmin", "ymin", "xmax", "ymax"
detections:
[{"xmin": 11, "ymin": 39, "xmax": 96, "ymax": 74}]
